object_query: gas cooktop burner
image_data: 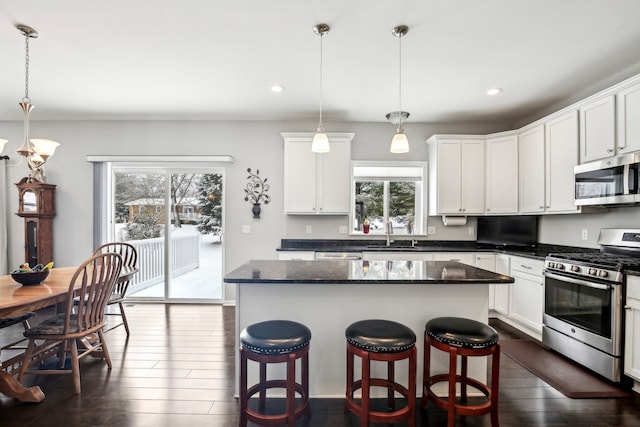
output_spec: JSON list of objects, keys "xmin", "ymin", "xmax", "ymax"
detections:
[{"xmin": 547, "ymin": 252, "xmax": 640, "ymax": 270}]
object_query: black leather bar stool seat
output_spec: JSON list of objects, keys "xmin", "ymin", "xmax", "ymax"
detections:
[
  {"xmin": 239, "ymin": 320, "xmax": 311, "ymax": 427},
  {"xmin": 421, "ymin": 317, "xmax": 500, "ymax": 427},
  {"xmin": 345, "ymin": 319, "xmax": 417, "ymax": 427}
]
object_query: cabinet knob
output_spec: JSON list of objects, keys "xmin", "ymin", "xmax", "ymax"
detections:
[
  {"xmin": 607, "ymin": 148, "xmax": 614, "ymax": 153},
  {"xmin": 625, "ymin": 305, "xmax": 632, "ymax": 310},
  {"xmin": 539, "ymin": 205, "xmax": 544, "ymax": 209}
]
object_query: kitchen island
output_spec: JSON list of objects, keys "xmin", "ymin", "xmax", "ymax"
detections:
[{"xmin": 224, "ymin": 259, "xmax": 514, "ymax": 397}]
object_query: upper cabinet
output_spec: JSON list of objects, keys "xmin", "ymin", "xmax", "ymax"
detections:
[
  {"xmin": 545, "ymin": 111, "xmax": 580, "ymax": 213},
  {"xmin": 486, "ymin": 134, "xmax": 518, "ymax": 214},
  {"xmin": 427, "ymin": 136, "xmax": 485, "ymax": 215},
  {"xmin": 518, "ymin": 125, "xmax": 545, "ymax": 213},
  {"xmin": 579, "ymin": 94, "xmax": 616, "ymax": 163},
  {"xmin": 282, "ymin": 132, "xmax": 354, "ymax": 215},
  {"xmin": 617, "ymin": 81, "xmax": 640, "ymax": 154}
]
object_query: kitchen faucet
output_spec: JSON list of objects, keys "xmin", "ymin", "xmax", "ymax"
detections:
[{"xmin": 386, "ymin": 219, "xmax": 394, "ymax": 246}]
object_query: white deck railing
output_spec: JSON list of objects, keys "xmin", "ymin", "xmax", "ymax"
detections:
[{"xmin": 127, "ymin": 234, "xmax": 200, "ymax": 290}]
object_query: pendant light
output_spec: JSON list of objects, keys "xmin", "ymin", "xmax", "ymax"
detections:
[
  {"xmin": 311, "ymin": 24, "xmax": 330, "ymax": 153},
  {"xmin": 388, "ymin": 25, "xmax": 409, "ymax": 154},
  {"xmin": 15, "ymin": 24, "xmax": 60, "ymax": 183}
]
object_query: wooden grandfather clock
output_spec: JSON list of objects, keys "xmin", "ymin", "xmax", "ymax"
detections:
[{"xmin": 16, "ymin": 178, "xmax": 56, "ymax": 267}]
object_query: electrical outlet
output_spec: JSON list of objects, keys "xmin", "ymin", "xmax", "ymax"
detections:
[
  {"xmin": 339, "ymin": 226, "xmax": 347, "ymax": 234},
  {"xmin": 242, "ymin": 225, "xmax": 251, "ymax": 234},
  {"xmin": 581, "ymin": 229, "xmax": 588, "ymax": 240},
  {"xmin": 306, "ymin": 225, "xmax": 312, "ymax": 234},
  {"xmin": 468, "ymin": 226, "xmax": 474, "ymax": 236},
  {"xmin": 427, "ymin": 226, "xmax": 436, "ymax": 235}
]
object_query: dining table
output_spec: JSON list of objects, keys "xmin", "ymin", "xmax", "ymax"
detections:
[{"xmin": 0, "ymin": 265, "xmax": 138, "ymax": 402}]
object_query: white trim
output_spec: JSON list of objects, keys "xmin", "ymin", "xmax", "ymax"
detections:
[{"xmin": 86, "ymin": 155, "xmax": 234, "ymax": 165}]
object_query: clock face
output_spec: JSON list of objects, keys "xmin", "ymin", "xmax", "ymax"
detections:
[{"xmin": 23, "ymin": 190, "xmax": 37, "ymax": 212}]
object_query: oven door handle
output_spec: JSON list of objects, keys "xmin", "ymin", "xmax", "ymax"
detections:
[{"xmin": 543, "ymin": 271, "xmax": 611, "ymax": 290}]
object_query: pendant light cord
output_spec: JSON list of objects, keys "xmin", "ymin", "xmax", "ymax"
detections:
[
  {"xmin": 318, "ymin": 31, "xmax": 324, "ymax": 130},
  {"xmin": 397, "ymin": 32, "xmax": 403, "ymax": 130}
]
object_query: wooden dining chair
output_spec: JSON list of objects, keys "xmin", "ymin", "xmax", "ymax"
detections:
[
  {"xmin": 18, "ymin": 252, "xmax": 123, "ymax": 395},
  {"xmin": 91, "ymin": 242, "xmax": 137, "ymax": 336}
]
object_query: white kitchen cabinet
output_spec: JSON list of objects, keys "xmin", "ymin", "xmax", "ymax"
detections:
[
  {"xmin": 617, "ymin": 82, "xmax": 640, "ymax": 155},
  {"xmin": 579, "ymin": 94, "xmax": 616, "ymax": 163},
  {"xmin": 474, "ymin": 253, "xmax": 497, "ymax": 309},
  {"xmin": 545, "ymin": 110, "xmax": 580, "ymax": 213},
  {"xmin": 277, "ymin": 251, "xmax": 315, "ymax": 260},
  {"xmin": 624, "ymin": 275, "xmax": 640, "ymax": 392},
  {"xmin": 509, "ymin": 256, "xmax": 544, "ymax": 336},
  {"xmin": 426, "ymin": 136, "xmax": 485, "ymax": 215},
  {"xmin": 282, "ymin": 132, "xmax": 354, "ymax": 215},
  {"xmin": 362, "ymin": 252, "xmax": 433, "ymax": 261},
  {"xmin": 431, "ymin": 252, "xmax": 475, "ymax": 265},
  {"xmin": 518, "ymin": 125, "xmax": 545, "ymax": 213},
  {"xmin": 492, "ymin": 254, "xmax": 511, "ymax": 316},
  {"xmin": 485, "ymin": 133, "xmax": 518, "ymax": 214}
]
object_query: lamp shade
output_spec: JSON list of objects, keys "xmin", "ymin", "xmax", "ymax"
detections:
[
  {"xmin": 0, "ymin": 139, "xmax": 7, "ymax": 154},
  {"xmin": 390, "ymin": 132, "xmax": 409, "ymax": 153},
  {"xmin": 31, "ymin": 139, "xmax": 60, "ymax": 159},
  {"xmin": 311, "ymin": 132, "xmax": 330, "ymax": 153}
]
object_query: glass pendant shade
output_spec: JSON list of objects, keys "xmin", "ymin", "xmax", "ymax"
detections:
[
  {"xmin": 311, "ymin": 130, "xmax": 330, "ymax": 153},
  {"xmin": 30, "ymin": 139, "xmax": 60, "ymax": 159},
  {"xmin": 390, "ymin": 130, "xmax": 409, "ymax": 153},
  {"xmin": 0, "ymin": 139, "xmax": 7, "ymax": 154}
]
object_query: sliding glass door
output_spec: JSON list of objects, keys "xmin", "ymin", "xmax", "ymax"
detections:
[{"xmin": 110, "ymin": 167, "xmax": 224, "ymax": 302}]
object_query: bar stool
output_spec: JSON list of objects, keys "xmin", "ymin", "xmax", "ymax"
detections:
[
  {"xmin": 345, "ymin": 319, "xmax": 417, "ymax": 427},
  {"xmin": 239, "ymin": 320, "xmax": 311, "ymax": 427},
  {"xmin": 421, "ymin": 316, "xmax": 500, "ymax": 427}
]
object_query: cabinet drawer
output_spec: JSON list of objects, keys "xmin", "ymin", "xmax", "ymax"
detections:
[
  {"xmin": 510, "ymin": 256, "xmax": 544, "ymax": 276},
  {"xmin": 628, "ymin": 275, "xmax": 640, "ymax": 300}
]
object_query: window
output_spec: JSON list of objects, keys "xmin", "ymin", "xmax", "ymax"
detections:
[{"xmin": 351, "ymin": 161, "xmax": 426, "ymax": 236}]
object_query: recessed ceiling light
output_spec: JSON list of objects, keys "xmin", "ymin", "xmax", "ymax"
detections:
[
  {"xmin": 271, "ymin": 85, "xmax": 285, "ymax": 93},
  {"xmin": 486, "ymin": 87, "xmax": 503, "ymax": 96}
]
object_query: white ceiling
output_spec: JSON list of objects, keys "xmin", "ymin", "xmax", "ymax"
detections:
[{"xmin": 1, "ymin": 0, "xmax": 640, "ymax": 125}]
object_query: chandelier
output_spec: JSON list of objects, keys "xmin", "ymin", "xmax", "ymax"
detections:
[{"xmin": 14, "ymin": 24, "xmax": 60, "ymax": 183}]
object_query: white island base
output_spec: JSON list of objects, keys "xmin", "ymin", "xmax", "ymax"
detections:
[{"xmin": 236, "ymin": 281, "xmax": 491, "ymax": 398}]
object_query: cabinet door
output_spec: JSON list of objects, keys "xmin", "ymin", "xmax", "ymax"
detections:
[
  {"xmin": 486, "ymin": 135, "xmax": 518, "ymax": 214},
  {"xmin": 474, "ymin": 254, "xmax": 496, "ymax": 272},
  {"xmin": 460, "ymin": 140, "xmax": 485, "ymax": 214},
  {"xmin": 431, "ymin": 252, "xmax": 475, "ymax": 265},
  {"xmin": 545, "ymin": 111, "xmax": 580, "ymax": 213},
  {"xmin": 518, "ymin": 126, "xmax": 545, "ymax": 213},
  {"xmin": 318, "ymin": 140, "xmax": 351, "ymax": 214},
  {"xmin": 625, "ymin": 277, "xmax": 640, "ymax": 381},
  {"xmin": 435, "ymin": 139, "xmax": 463, "ymax": 214},
  {"xmin": 624, "ymin": 297, "xmax": 640, "ymax": 381},
  {"xmin": 284, "ymin": 139, "xmax": 318, "ymax": 213},
  {"xmin": 617, "ymin": 82, "xmax": 640, "ymax": 154},
  {"xmin": 579, "ymin": 95, "xmax": 616, "ymax": 163},
  {"xmin": 493, "ymin": 254, "xmax": 511, "ymax": 316},
  {"xmin": 277, "ymin": 251, "xmax": 316, "ymax": 260},
  {"xmin": 510, "ymin": 271, "xmax": 544, "ymax": 333},
  {"xmin": 362, "ymin": 252, "xmax": 433, "ymax": 261}
]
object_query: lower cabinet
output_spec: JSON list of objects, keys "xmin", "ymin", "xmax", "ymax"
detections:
[
  {"xmin": 509, "ymin": 256, "xmax": 545, "ymax": 336},
  {"xmin": 625, "ymin": 275, "xmax": 640, "ymax": 391},
  {"xmin": 277, "ymin": 251, "xmax": 315, "ymax": 260},
  {"xmin": 492, "ymin": 254, "xmax": 511, "ymax": 316}
]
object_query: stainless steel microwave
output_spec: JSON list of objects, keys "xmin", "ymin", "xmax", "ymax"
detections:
[{"xmin": 574, "ymin": 152, "xmax": 640, "ymax": 206}]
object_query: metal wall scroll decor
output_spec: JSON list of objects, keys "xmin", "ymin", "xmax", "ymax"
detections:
[{"xmin": 244, "ymin": 168, "xmax": 271, "ymax": 218}]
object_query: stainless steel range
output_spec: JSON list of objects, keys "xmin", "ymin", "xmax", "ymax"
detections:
[{"xmin": 543, "ymin": 228, "xmax": 640, "ymax": 382}]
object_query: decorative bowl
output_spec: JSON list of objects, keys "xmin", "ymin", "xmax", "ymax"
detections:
[{"xmin": 11, "ymin": 270, "xmax": 51, "ymax": 286}]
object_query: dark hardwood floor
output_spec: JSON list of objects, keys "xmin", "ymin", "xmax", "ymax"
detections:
[{"xmin": 1, "ymin": 304, "xmax": 640, "ymax": 426}]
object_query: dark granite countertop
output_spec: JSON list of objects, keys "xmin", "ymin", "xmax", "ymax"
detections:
[
  {"xmin": 224, "ymin": 260, "xmax": 514, "ymax": 285},
  {"xmin": 278, "ymin": 239, "xmax": 598, "ymax": 260}
]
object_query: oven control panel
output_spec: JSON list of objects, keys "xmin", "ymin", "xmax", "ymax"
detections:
[{"xmin": 545, "ymin": 260, "xmax": 623, "ymax": 283}]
